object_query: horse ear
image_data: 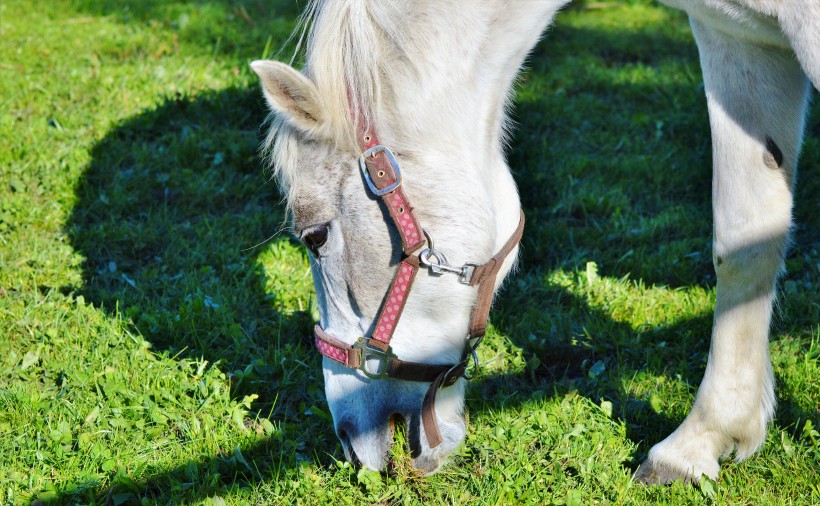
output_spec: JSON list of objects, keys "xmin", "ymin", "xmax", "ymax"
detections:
[{"xmin": 250, "ymin": 60, "xmax": 326, "ymax": 136}]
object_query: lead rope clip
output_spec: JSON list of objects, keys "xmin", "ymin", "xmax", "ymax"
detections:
[{"xmin": 419, "ymin": 229, "xmax": 479, "ymax": 285}]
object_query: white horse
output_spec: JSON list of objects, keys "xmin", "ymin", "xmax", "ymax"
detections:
[{"xmin": 251, "ymin": 0, "xmax": 819, "ymax": 483}]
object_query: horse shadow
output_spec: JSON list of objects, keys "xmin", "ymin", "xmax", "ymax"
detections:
[
  {"xmin": 62, "ymin": 85, "xmax": 346, "ymax": 504},
  {"xmin": 54, "ymin": 4, "xmax": 820, "ymax": 504}
]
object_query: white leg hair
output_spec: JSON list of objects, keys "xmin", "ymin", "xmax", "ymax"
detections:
[{"xmin": 635, "ymin": 18, "xmax": 812, "ymax": 484}]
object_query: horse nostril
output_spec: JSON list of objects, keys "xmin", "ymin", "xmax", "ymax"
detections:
[{"xmin": 337, "ymin": 428, "xmax": 361, "ymax": 467}]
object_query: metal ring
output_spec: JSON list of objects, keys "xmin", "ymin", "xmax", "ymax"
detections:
[{"xmin": 422, "ymin": 229, "xmax": 435, "ymax": 253}]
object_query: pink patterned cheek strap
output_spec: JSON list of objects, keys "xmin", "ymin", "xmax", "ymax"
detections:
[{"xmin": 370, "ymin": 260, "xmax": 417, "ymax": 347}]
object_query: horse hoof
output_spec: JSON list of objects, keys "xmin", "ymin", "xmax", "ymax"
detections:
[{"xmin": 633, "ymin": 458, "xmax": 696, "ymax": 485}]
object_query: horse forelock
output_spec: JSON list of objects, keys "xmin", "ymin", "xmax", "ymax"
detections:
[{"xmin": 264, "ymin": 0, "xmax": 417, "ymax": 204}]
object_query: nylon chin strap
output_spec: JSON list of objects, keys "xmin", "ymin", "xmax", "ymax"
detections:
[{"xmin": 313, "ymin": 123, "xmax": 525, "ymax": 449}]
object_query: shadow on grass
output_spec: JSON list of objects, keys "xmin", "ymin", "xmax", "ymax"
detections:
[
  {"xmin": 486, "ymin": 10, "xmax": 820, "ymax": 468},
  {"xmin": 484, "ymin": 274, "xmax": 820, "ymax": 467},
  {"xmin": 483, "ymin": 12, "xmax": 820, "ymax": 474},
  {"xmin": 62, "ymin": 85, "xmax": 338, "ymax": 504},
  {"xmin": 55, "ymin": 5, "xmax": 820, "ymax": 505}
]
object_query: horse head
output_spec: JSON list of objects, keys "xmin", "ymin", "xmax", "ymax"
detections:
[{"xmin": 251, "ymin": 0, "xmax": 565, "ymax": 474}]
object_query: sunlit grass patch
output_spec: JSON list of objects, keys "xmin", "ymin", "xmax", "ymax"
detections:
[{"xmin": 1, "ymin": 0, "xmax": 818, "ymax": 504}]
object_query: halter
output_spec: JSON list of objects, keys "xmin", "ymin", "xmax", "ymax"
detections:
[{"xmin": 313, "ymin": 123, "xmax": 525, "ymax": 449}]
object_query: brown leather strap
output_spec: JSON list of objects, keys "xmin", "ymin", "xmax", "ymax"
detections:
[
  {"xmin": 388, "ymin": 360, "xmax": 458, "ymax": 384},
  {"xmin": 358, "ymin": 124, "xmax": 426, "ymax": 254},
  {"xmin": 421, "ymin": 372, "xmax": 449, "ymax": 448},
  {"xmin": 419, "ymin": 211, "xmax": 524, "ymax": 447},
  {"xmin": 419, "ymin": 360, "xmax": 469, "ymax": 448},
  {"xmin": 467, "ymin": 210, "xmax": 525, "ymax": 338}
]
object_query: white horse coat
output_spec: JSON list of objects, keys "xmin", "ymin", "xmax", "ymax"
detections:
[{"xmin": 252, "ymin": 0, "xmax": 818, "ymax": 483}]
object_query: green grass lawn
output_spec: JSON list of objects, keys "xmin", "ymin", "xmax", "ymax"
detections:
[{"xmin": 1, "ymin": 0, "xmax": 818, "ymax": 504}]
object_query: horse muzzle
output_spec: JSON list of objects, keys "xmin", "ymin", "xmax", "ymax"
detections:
[{"xmin": 324, "ymin": 365, "xmax": 468, "ymax": 475}]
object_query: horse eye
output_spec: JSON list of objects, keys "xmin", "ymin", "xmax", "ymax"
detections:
[{"xmin": 301, "ymin": 224, "xmax": 329, "ymax": 257}]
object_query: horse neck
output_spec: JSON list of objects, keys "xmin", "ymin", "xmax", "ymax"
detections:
[
  {"xmin": 373, "ymin": 2, "xmax": 561, "ymax": 157},
  {"xmin": 307, "ymin": 0, "xmax": 565, "ymax": 156},
  {"xmin": 359, "ymin": 1, "xmax": 565, "ymax": 244},
  {"xmin": 305, "ymin": 0, "xmax": 565, "ymax": 247}
]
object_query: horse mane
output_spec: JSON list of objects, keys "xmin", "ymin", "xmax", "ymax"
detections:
[{"xmin": 263, "ymin": 0, "xmax": 415, "ymax": 192}]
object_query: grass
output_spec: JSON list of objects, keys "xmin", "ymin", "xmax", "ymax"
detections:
[{"xmin": 1, "ymin": 0, "xmax": 818, "ymax": 504}]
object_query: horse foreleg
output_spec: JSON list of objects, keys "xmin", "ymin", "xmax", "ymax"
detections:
[{"xmin": 635, "ymin": 18, "xmax": 811, "ymax": 484}]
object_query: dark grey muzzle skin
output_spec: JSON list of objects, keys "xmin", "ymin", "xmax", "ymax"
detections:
[{"xmin": 323, "ymin": 365, "xmax": 469, "ymax": 474}]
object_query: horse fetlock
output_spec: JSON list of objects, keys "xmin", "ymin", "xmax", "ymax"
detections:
[
  {"xmin": 638, "ymin": 388, "xmax": 773, "ymax": 485},
  {"xmin": 723, "ymin": 394, "xmax": 773, "ymax": 461},
  {"xmin": 634, "ymin": 453, "xmax": 718, "ymax": 485}
]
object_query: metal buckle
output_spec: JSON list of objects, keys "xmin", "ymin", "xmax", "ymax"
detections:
[
  {"xmin": 353, "ymin": 338, "xmax": 396, "ymax": 379},
  {"xmin": 435, "ymin": 336, "xmax": 485, "ymax": 387},
  {"xmin": 359, "ymin": 145, "xmax": 401, "ymax": 196},
  {"xmin": 462, "ymin": 335, "xmax": 484, "ymax": 381},
  {"xmin": 458, "ymin": 262, "xmax": 479, "ymax": 285},
  {"xmin": 441, "ymin": 361, "xmax": 467, "ymax": 387}
]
